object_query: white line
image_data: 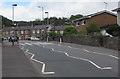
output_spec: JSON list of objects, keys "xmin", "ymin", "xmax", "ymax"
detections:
[
  {"xmin": 51, "ymin": 48, "xmax": 54, "ymax": 51},
  {"xmin": 88, "ymin": 60, "xmax": 112, "ymax": 70},
  {"xmin": 93, "ymin": 52, "xmax": 119, "ymax": 59},
  {"xmin": 25, "ymin": 43, "xmax": 33, "ymax": 46},
  {"xmin": 69, "ymin": 55, "xmax": 112, "ymax": 70},
  {"xmin": 19, "ymin": 43, "xmax": 26, "ymax": 46},
  {"xmin": 64, "ymin": 52, "xmax": 69, "ymax": 56},
  {"xmin": 109, "ymin": 55, "xmax": 119, "ymax": 59},
  {"xmin": 68, "ymin": 46, "xmax": 72, "ymax": 48},
  {"xmin": 83, "ymin": 49, "xmax": 90, "ymax": 52},
  {"xmin": 25, "ymin": 49, "xmax": 55, "ymax": 75}
]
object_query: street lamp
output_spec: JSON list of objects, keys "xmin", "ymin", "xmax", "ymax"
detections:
[
  {"xmin": 45, "ymin": 12, "xmax": 49, "ymax": 42},
  {"xmin": 38, "ymin": 6, "xmax": 44, "ymax": 21},
  {"xmin": 12, "ymin": 4, "xmax": 17, "ymax": 35},
  {"xmin": 45, "ymin": 12, "xmax": 49, "ymax": 25},
  {"xmin": 12, "ymin": 4, "xmax": 17, "ymax": 26}
]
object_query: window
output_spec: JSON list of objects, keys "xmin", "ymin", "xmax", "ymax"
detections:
[
  {"xmin": 21, "ymin": 31, "xmax": 24, "ymax": 34},
  {"xmin": 25, "ymin": 30, "xmax": 28, "ymax": 34},
  {"xmin": 82, "ymin": 20, "xmax": 86, "ymax": 25},
  {"xmin": 76, "ymin": 22, "xmax": 80, "ymax": 26},
  {"xmin": 37, "ymin": 30, "xmax": 40, "ymax": 34},
  {"xmin": 32, "ymin": 30, "xmax": 35, "ymax": 34},
  {"xmin": 41, "ymin": 30, "xmax": 45, "ymax": 33}
]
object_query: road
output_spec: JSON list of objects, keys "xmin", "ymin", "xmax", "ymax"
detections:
[{"xmin": 19, "ymin": 40, "xmax": 119, "ymax": 77}]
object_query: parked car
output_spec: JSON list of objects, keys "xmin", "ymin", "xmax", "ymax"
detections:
[
  {"xmin": 25, "ymin": 37, "xmax": 31, "ymax": 40},
  {"xmin": 31, "ymin": 36, "xmax": 40, "ymax": 41},
  {"xmin": 8, "ymin": 35, "xmax": 19, "ymax": 42}
]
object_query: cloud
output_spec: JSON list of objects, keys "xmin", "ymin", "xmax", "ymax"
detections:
[{"xmin": 0, "ymin": 2, "xmax": 118, "ymax": 21}]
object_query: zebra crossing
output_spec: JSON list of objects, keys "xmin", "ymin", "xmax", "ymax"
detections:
[{"xmin": 19, "ymin": 41, "xmax": 54, "ymax": 46}]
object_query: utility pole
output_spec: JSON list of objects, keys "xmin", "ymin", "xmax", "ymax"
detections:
[{"xmin": 38, "ymin": 6, "xmax": 44, "ymax": 21}]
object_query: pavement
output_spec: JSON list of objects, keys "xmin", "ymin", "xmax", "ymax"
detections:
[
  {"xmin": 19, "ymin": 40, "xmax": 119, "ymax": 77},
  {"xmin": 2, "ymin": 41, "xmax": 42, "ymax": 77},
  {"xmin": 0, "ymin": 42, "xmax": 2, "ymax": 79}
]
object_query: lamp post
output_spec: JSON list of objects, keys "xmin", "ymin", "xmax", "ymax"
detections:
[
  {"xmin": 38, "ymin": 6, "xmax": 44, "ymax": 21},
  {"xmin": 45, "ymin": 12, "xmax": 49, "ymax": 42},
  {"xmin": 12, "ymin": 4, "xmax": 17, "ymax": 34},
  {"xmin": 45, "ymin": 12, "xmax": 49, "ymax": 25}
]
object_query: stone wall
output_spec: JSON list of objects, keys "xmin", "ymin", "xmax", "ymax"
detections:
[{"xmin": 47, "ymin": 36, "xmax": 119, "ymax": 50}]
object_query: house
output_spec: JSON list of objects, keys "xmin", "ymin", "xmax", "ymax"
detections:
[
  {"xmin": 73, "ymin": 10, "xmax": 117, "ymax": 31},
  {"xmin": 2, "ymin": 25, "xmax": 47, "ymax": 40},
  {"xmin": 49, "ymin": 25, "xmax": 69, "ymax": 34},
  {"xmin": 113, "ymin": 1, "xmax": 120, "ymax": 26}
]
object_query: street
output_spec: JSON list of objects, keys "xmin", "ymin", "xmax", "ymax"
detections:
[{"xmin": 19, "ymin": 40, "xmax": 119, "ymax": 77}]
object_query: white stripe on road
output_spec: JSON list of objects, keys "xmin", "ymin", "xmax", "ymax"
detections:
[
  {"xmin": 25, "ymin": 43, "xmax": 33, "ymax": 46},
  {"xmin": 68, "ymin": 46, "xmax": 72, "ymax": 48},
  {"xmin": 19, "ymin": 43, "xmax": 26, "ymax": 46},
  {"xmin": 83, "ymin": 49, "xmax": 90, "ymax": 52},
  {"xmin": 50, "ymin": 49, "xmax": 112, "ymax": 70},
  {"xmin": 25, "ymin": 49, "xmax": 55, "ymax": 75},
  {"xmin": 109, "ymin": 55, "xmax": 119, "ymax": 59},
  {"xmin": 51, "ymin": 48, "xmax": 55, "ymax": 51}
]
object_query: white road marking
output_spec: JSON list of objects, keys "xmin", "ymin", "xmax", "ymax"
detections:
[
  {"xmin": 68, "ymin": 46, "xmax": 72, "ymax": 48},
  {"xmin": 92, "ymin": 52, "xmax": 119, "ymax": 59},
  {"xmin": 49, "ymin": 48, "xmax": 112, "ymax": 70},
  {"xmin": 83, "ymin": 49, "xmax": 90, "ymax": 52},
  {"xmin": 19, "ymin": 43, "xmax": 26, "ymax": 46},
  {"xmin": 25, "ymin": 49, "xmax": 55, "ymax": 75},
  {"xmin": 25, "ymin": 43, "xmax": 33, "ymax": 46},
  {"xmin": 51, "ymin": 48, "xmax": 55, "ymax": 51},
  {"xmin": 109, "ymin": 55, "xmax": 119, "ymax": 59},
  {"xmin": 20, "ymin": 41, "xmax": 113, "ymax": 70}
]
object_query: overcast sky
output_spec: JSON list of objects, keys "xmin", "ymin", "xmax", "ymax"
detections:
[{"xmin": 0, "ymin": 0, "xmax": 119, "ymax": 21}]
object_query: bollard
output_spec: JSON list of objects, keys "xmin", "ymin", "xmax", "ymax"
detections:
[{"xmin": 60, "ymin": 37, "xmax": 62, "ymax": 44}]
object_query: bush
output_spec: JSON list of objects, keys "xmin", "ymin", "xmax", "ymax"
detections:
[
  {"xmin": 86, "ymin": 21, "xmax": 100, "ymax": 34},
  {"xmin": 48, "ymin": 32, "xmax": 61, "ymax": 37},
  {"xmin": 63, "ymin": 26, "xmax": 78, "ymax": 36},
  {"xmin": 106, "ymin": 24, "xmax": 120, "ymax": 36},
  {"xmin": 76, "ymin": 30, "xmax": 88, "ymax": 36}
]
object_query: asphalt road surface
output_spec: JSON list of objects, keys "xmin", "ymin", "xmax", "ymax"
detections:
[{"xmin": 19, "ymin": 40, "xmax": 119, "ymax": 77}]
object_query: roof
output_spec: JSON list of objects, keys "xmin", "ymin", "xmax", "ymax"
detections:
[
  {"xmin": 112, "ymin": 8, "xmax": 120, "ymax": 12},
  {"xmin": 50, "ymin": 25, "xmax": 70, "ymax": 31},
  {"xmin": 74, "ymin": 10, "xmax": 117, "ymax": 22},
  {"xmin": 2, "ymin": 25, "xmax": 47, "ymax": 31}
]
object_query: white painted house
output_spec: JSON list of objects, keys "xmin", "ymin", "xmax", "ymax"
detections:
[{"xmin": 113, "ymin": 1, "xmax": 120, "ymax": 26}]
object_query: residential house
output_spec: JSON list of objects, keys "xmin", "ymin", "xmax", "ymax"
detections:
[
  {"xmin": 73, "ymin": 10, "xmax": 117, "ymax": 31},
  {"xmin": 2, "ymin": 25, "xmax": 47, "ymax": 40},
  {"xmin": 113, "ymin": 1, "xmax": 120, "ymax": 26},
  {"xmin": 49, "ymin": 25, "xmax": 69, "ymax": 34}
]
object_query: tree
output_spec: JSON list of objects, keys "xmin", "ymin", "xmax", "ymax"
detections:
[
  {"xmin": 86, "ymin": 22, "xmax": 100, "ymax": 34},
  {"xmin": 63, "ymin": 26, "xmax": 78, "ymax": 35},
  {"xmin": 106, "ymin": 24, "xmax": 120, "ymax": 36},
  {"xmin": 70, "ymin": 14, "xmax": 83, "ymax": 21},
  {"xmin": 33, "ymin": 19, "xmax": 42, "ymax": 25}
]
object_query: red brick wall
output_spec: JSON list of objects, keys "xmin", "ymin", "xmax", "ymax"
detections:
[{"xmin": 75, "ymin": 13, "xmax": 117, "ymax": 31}]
